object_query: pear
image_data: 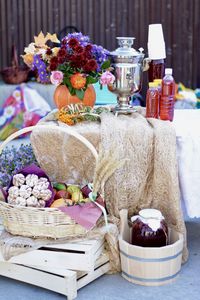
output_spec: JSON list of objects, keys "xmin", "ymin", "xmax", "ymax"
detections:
[
  {"xmin": 71, "ymin": 191, "xmax": 83, "ymax": 203},
  {"xmin": 50, "ymin": 198, "xmax": 66, "ymax": 208},
  {"xmin": 53, "ymin": 183, "xmax": 67, "ymax": 191},
  {"xmin": 67, "ymin": 185, "xmax": 80, "ymax": 194}
]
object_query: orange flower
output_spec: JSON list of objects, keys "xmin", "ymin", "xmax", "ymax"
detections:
[
  {"xmin": 70, "ymin": 73, "xmax": 86, "ymax": 90},
  {"xmin": 22, "ymin": 53, "xmax": 34, "ymax": 67}
]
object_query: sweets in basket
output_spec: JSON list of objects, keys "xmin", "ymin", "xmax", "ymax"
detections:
[
  {"xmin": 0, "ymin": 124, "xmax": 106, "ymax": 239},
  {"xmin": 6, "ymin": 164, "xmax": 54, "ymax": 208}
]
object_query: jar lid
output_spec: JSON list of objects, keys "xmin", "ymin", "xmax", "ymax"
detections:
[
  {"xmin": 149, "ymin": 82, "xmax": 158, "ymax": 88},
  {"xmin": 139, "ymin": 208, "xmax": 163, "ymax": 220},
  {"xmin": 110, "ymin": 37, "xmax": 144, "ymax": 58}
]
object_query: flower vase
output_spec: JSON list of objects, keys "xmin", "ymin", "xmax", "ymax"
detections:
[{"xmin": 54, "ymin": 84, "xmax": 96, "ymax": 109}]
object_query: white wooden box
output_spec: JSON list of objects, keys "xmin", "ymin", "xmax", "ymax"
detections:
[
  {"xmin": 0, "ymin": 252, "xmax": 110, "ymax": 300},
  {"xmin": 119, "ymin": 209, "xmax": 184, "ymax": 286},
  {"xmin": 0, "ymin": 237, "xmax": 105, "ymax": 272}
]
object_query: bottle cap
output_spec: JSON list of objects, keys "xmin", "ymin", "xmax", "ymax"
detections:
[
  {"xmin": 148, "ymin": 24, "xmax": 166, "ymax": 59},
  {"xmin": 154, "ymin": 79, "xmax": 162, "ymax": 85},
  {"xmin": 165, "ymin": 68, "xmax": 173, "ymax": 75},
  {"xmin": 149, "ymin": 82, "xmax": 158, "ymax": 88}
]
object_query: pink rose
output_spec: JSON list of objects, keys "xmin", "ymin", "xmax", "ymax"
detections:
[
  {"xmin": 50, "ymin": 71, "xmax": 63, "ymax": 85},
  {"xmin": 100, "ymin": 71, "xmax": 115, "ymax": 85}
]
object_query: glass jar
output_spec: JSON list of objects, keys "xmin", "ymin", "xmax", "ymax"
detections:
[{"xmin": 131, "ymin": 209, "xmax": 168, "ymax": 247}]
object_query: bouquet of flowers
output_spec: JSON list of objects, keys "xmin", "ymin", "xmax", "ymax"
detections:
[{"xmin": 22, "ymin": 32, "xmax": 115, "ymax": 100}]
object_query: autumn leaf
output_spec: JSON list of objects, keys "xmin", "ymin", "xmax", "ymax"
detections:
[{"xmin": 34, "ymin": 31, "xmax": 47, "ymax": 47}]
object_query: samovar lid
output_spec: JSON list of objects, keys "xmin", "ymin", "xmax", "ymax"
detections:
[{"xmin": 111, "ymin": 37, "xmax": 144, "ymax": 58}]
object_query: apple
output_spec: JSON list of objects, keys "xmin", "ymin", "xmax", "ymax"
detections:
[{"xmin": 54, "ymin": 190, "xmax": 71, "ymax": 200}]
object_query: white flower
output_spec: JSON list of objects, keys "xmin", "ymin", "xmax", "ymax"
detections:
[
  {"xmin": 26, "ymin": 196, "xmax": 38, "ymax": 207},
  {"xmin": 26, "ymin": 174, "xmax": 39, "ymax": 187},
  {"xmin": 12, "ymin": 90, "xmax": 21, "ymax": 101},
  {"xmin": 4, "ymin": 106, "xmax": 15, "ymax": 119},
  {"xmin": 0, "ymin": 115, "xmax": 6, "ymax": 126},
  {"xmin": 40, "ymin": 189, "xmax": 52, "ymax": 201},
  {"xmin": 13, "ymin": 173, "xmax": 26, "ymax": 187},
  {"xmin": 19, "ymin": 185, "xmax": 32, "ymax": 199},
  {"xmin": 24, "ymin": 43, "xmax": 36, "ymax": 54},
  {"xmin": 15, "ymin": 197, "xmax": 27, "ymax": 206},
  {"xmin": 37, "ymin": 48, "xmax": 47, "ymax": 59},
  {"xmin": 8, "ymin": 186, "xmax": 19, "ymax": 198}
]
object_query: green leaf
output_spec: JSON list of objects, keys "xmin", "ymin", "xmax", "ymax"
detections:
[
  {"xmin": 75, "ymin": 89, "xmax": 85, "ymax": 100},
  {"xmin": 63, "ymin": 77, "xmax": 71, "ymax": 87},
  {"xmin": 101, "ymin": 60, "xmax": 111, "ymax": 70},
  {"xmin": 68, "ymin": 85, "xmax": 76, "ymax": 96},
  {"xmin": 86, "ymin": 76, "xmax": 98, "ymax": 85}
]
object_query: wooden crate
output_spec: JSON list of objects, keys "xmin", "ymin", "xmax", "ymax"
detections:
[
  {"xmin": 0, "ymin": 252, "xmax": 110, "ymax": 300},
  {"xmin": 119, "ymin": 209, "xmax": 184, "ymax": 286},
  {"xmin": 0, "ymin": 237, "xmax": 105, "ymax": 272}
]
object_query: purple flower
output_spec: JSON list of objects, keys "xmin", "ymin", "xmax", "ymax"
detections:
[
  {"xmin": 32, "ymin": 55, "xmax": 50, "ymax": 83},
  {"xmin": 62, "ymin": 32, "xmax": 90, "ymax": 47},
  {"xmin": 91, "ymin": 44, "xmax": 110, "ymax": 70}
]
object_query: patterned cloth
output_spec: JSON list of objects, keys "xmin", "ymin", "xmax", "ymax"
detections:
[{"xmin": 0, "ymin": 84, "xmax": 51, "ymax": 140}]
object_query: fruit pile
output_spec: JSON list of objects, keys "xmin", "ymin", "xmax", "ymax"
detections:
[{"xmin": 50, "ymin": 183, "xmax": 94, "ymax": 208}]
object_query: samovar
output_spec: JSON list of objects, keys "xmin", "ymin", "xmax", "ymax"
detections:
[{"xmin": 108, "ymin": 37, "xmax": 148, "ymax": 114}]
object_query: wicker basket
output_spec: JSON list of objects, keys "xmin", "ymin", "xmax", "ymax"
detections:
[
  {"xmin": 1, "ymin": 66, "xmax": 29, "ymax": 84},
  {"xmin": 1, "ymin": 45, "xmax": 29, "ymax": 84},
  {"xmin": 0, "ymin": 124, "xmax": 98, "ymax": 239}
]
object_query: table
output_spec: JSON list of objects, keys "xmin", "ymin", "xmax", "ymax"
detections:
[{"xmin": 173, "ymin": 109, "xmax": 200, "ymax": 218}]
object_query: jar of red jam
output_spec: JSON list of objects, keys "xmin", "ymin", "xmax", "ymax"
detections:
[{"xmin": 131, "ymin": 209, "xmax": 168, "ymax": 247}]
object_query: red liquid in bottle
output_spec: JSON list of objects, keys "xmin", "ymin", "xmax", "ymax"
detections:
[
  {"xmin": 146, "ymin": 82, "xmax": 159, "ymax": 119},
  {"xmin": 160, "ymin": 68, "xmax": 175, "ymax": 121},
  {"xmin": 148, "ymin": 59, "xmax": 165, "ymax": 82}
]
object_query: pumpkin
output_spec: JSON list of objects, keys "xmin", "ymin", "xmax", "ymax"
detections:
[{"xmin": 54, "ymin": 84, "xmax": 96, "ymax": 109}]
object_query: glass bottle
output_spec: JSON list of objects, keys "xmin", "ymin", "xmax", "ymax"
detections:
[
  {"xmin": 131, "ymin": 209, "xmax": 168, "ymax": 247},
  {"xmin": 146, "ymin": 82, "xmax": 159, "ymax": 119},
  {"xmin": 148, "ymin": 59, "xmax": 165, "ymax": 82},
  {"xmin": 160, "ymin": 68, "xmax": 175, "ymax": 121}
]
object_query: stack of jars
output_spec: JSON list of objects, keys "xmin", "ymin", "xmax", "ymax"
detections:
[{"xmin": 146, "ymin": 68, "xmax": 175, "ymax": 122}]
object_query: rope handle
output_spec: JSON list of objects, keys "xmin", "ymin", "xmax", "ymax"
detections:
[{"xmin": 0, "ymin": 124, "xmax": 98, "ymax": 161}]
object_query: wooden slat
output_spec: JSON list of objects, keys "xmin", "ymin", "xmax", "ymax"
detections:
[
  {"xmin": 0, "ymin": 0, "xmax": 199, "ymax": 88},
  {"xmin": 0, "ymin": 0, "xmax": 7, "ymax": 67},
  {"xmin": 193, "ymin": 0, "xmax": 200, "ymax": 87},
  {"xmin": 0, "ymin": 261, "xmax": 77, "ymax": 298}
]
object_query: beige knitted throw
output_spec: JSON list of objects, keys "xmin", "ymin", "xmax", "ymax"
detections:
[{"xmin": 0, "ymin": 109, "xmax": 188, "ymax": 269}]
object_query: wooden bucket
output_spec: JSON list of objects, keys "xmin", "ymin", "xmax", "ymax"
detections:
[{"xmin": 119, "ymin": 209, "xmax": 184, "ymax": 286}]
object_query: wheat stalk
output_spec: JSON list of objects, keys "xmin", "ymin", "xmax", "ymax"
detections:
[{"xmin": 93, "ymin": 146, "xmax": 127, "ymax": 194}]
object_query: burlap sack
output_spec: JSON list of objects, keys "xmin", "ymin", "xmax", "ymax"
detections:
[{"xmin": 30, "ymin": 109, "xmax": 188, "ymax": 266}]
